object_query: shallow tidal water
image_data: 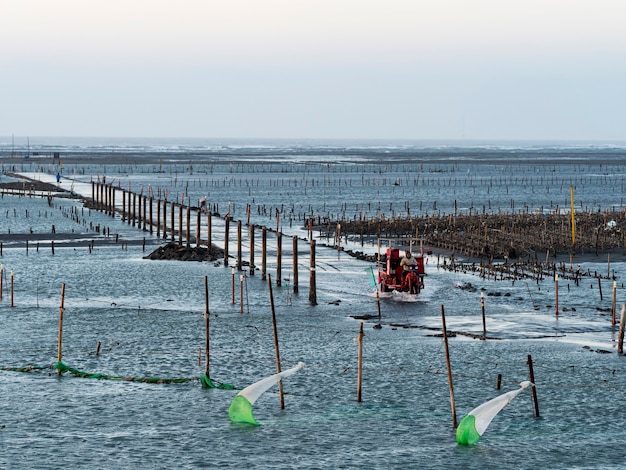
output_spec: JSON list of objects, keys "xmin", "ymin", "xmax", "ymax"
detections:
[{"xmin": 2, "ymin": 144, "xmax": 626, "ymax": 469}]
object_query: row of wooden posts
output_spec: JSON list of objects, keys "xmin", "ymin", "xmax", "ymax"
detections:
[{"xmin": 91, "ymin": 180, "xmax": 319, "ymax": 304}]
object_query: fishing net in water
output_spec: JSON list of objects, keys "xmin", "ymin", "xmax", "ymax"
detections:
[
  {"xmin": 200, "ymin": 373, "xmax": 239, "ymax": 390},
  {"xmin": 3, "ymin": 362, "xmax": 239, "ymax": 389}
]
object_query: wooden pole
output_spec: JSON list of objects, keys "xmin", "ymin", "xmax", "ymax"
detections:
[
  {"xmin": 95, "ymin": 340, "xmax": 101, "ymax": 356},
  {"xmin": 618, "ymin": 303, "xmax": 626, "ymax": 354},
  {"xmin": 357, "ymin": 322, "xmax": 364, "ymax": 402},
  {"xmin": 224, "ymin": 217, "xmax": 230, "ymax": 266},
  {"xmin": 0, "ymin": 265, "xmax": 3, "ymax": 300},
  {"xmin": 170, "ymin": 201, "xmax": 175, "ymax": 242},
  {"xmin": 10, "ymin": 271, "xmax": 14, "ymax": 307},
  {"xmin": 598, "ymin": 277, "xmax": 603, "ymax": 301},
  {"xmin": 143, "ymin": 195, "xmax": 147, "ymax": 231},
  {"xmin": 261, "ymin": 226, "xmax": 267, "ymax": 280},
  {"xmin": 196, "ymin": 209, "xmax": 201, "ymax": 248},
  {"xmin": 231, "ymin": 267, "xmax": 236, "ymax": 305},
  {"xmin": 555, "ymin": 275, "xmax": 559, "ymax": 316},
  {"xmin": 149, "ymin": 196, "xmax": 153, "ymax": 234},
  {"xmin": 309, "ymin": 239, "xmax": 317, "ymax": 305},
  {"xmin": 527, "ymin": 354, "xmax": 540, "ymax": 417},
  {"xmin": 186, "ymin": 206, "xmax": 191, "ymax": 247},
  {"xmin": 276, "ymin": 232, "xmax": 282, "ymax": 286},
  {"xmin": 239, "ymin": 274, "xmax": 244, "ymax": 314},
  {"xmin": 57, "ymin": 283, "xmax": 65, "ymax": 374},
  {"xmin": 237, "ymin": 220, "xmax": 242, "ymax": 270},
  {"xmin": 122, "ymin": 190, "xmax": 126, "ymax": 221},
  {"xmin": 267, "ymin": 274, "xmax": 285, "ymax": 409},
  {"xmin": 162, "ymin": 199, "xmax": 167, "ymax": 239},
  {"xmin": 249, "ymin": 224, "xmax": 255, "ymax": 276},
  {"xmin": 204, "ymin": 275, "xmax": 210, "ymax": 375},
  {"xmin": 178, "ymin": 204, "xmax": 184, "ymax": 245},
  {"xmin": 156, "ymin": 198, "xmax": 160, "ymax": 236},
  {"xmin": 440, "ymin": 304, "xmax": 457, "ymax": 428},
  {"xmin": 292, "ymin": 236, "xmax": 299, "ymax": 293},
  {"xmin": 481, "ymin": 291, "xmax": 486, "ymax": 338},
  {"xmin": 612, "ymin": 281, "xmax": 617, "ymax": 326},
  {"xmin": 207, "ymin": 211, "xmax": 212, "ymax": 248}
]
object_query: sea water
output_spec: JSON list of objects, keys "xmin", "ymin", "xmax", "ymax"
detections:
[{"xmin": 1, "ymin": 140, "xmax": 626, "ymax": 469}]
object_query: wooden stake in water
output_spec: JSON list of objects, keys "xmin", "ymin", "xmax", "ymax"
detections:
[
  {"xmin": 239, "ymin": 275, "xmax": 244, "ymax": 314},
  {"xmin": 481, "ymin": 291, "xmax": 486, "ymax": 338},
  {"xmin": 231, "ymin": 268, "xmax": 235, "ymax": 305},
  {"xmin": 267, "ymin": 274, "xmax": 285, "ymax": 409},
  {"xmin": 440, "ymin": 304, "xmax": 457, "ymax": 428},
  {"xmin": 57, "ymin": 283, "xmax": 66, "ymax": 374},
  {"xmin": 237, "ymin": 220, "xmax": 242, "ymax": 270},
  {"xmin": 527, "ymin": 354, "xmax": 540, "ymax": 417},
  {"xmin": 612, "ymin": 281, "xmax": 617, "ymax": 326},
  {"xmin": 261, "ymin": 227, "xmax": 267, "ymax": 280},
  {"xmin": 555, "ymin": 274, "xmax": 559, "ymax": 316},
  {"xmin": 249, "ymin": 224, "xmax": 255, "ymax": 276},
  {"xmin": 276, "ymin": 232, "xmax": 282, "ymax": 286},
  {"xmin": 224, "ymin": 217, "xmax": 230, "ymax": 266},
  {"xmin": 309, "ymin": 239, "xmax": 317, "ymax": 305},
  {"xmin": 10, "ymin": 271, "xmax": 14, "ymax": 307},
  {"xmin": 204, "ymin": 276, "xmax": 210, "ymax": 376},
  {"xmin": 618, "ymin": 303, "xmax": 626, "ymax": 354},
  {"xmin": 292, "ymin": 236, "xmax": 299, "ymax": 293},
  {"xmin": 357, "ymin": 322, "xmax": 364, "ymax": 402}
]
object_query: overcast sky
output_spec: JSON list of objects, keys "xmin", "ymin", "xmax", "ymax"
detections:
[{"xmin": 1, "ymin": 0, "xmax": 625, "ymax": 141}]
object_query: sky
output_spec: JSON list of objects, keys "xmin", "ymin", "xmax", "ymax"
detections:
[{"xmin": 1, "ymin": 0, "xmax": 625, "ymax": 142}]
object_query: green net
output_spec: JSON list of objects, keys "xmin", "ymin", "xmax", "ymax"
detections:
[
  {"xmin": 3, "ymin": 362, "xmax": 238, "ymax": 389},
  {"xmin": 55, "ymin": 361, "xmax": 195, "ymax": 384},
  {"xmin": 200, "ymin": 373, "xmax": 239, "ymax": 390},
  {"xmin": 1, "ymin": 365, "xmax": 53, "ymax": 373},
  {"xmin": 228, "ymin": 395, "xmax": 259, "ymax": 425}
]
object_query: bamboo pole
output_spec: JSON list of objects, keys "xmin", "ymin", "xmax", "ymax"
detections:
[
  {"xmin": 441, "ymin": 304, "xmax": 457, "ymax": 428},
  {"xmin": 239, "ymin": 274, "xmax": 244, "ymax": 314},
  {"xmin": 292, "ymin": 236, "xmax": 298, "ymax": 293},
  {"xmin": 261, "ymin": 226, "xmax": 267, "ymax": 280},
  {"xmin": 224, "ymin": 217, "xmax": 230, "ymax": 266},
  {"xmin": 156, "ymin": 198, "xmax": 160, "ymax": 236},
  {"xmin": 249, "ymin": 224, "xmax": 255, "ymax": 276},
  {"xmin": 618, "ymin": 303, "xmax": 626, "ymax": 354},
  {"xmin": 555, "ymin": 274, "xmax": 559, "ymax": 316},
  {"xmin": 267, "ymin": 274, "xmax": 285, "ymax": 409},
  {"xmin": 237, "ymin": 220, "xmax": 242, "ymax": 270},
  {"xmin": 204, "ymin": 275, "xmax": 210, "ymax": 375},
  {"xmin": 309, "ymin": 239, "xmax": 317, "ymax": 305},
  {"xmin": 178, "ymin": 204, "xmax": 184, "ymax": 245},
  {"xmin": 231, "ymin": 267, "xmax": 236, "ymax": 305},
  {"xmin": 612, "ymin": 281, "xmax": 617, "ymax": 325},
  {"xmin": 276, "ymin": 232, "xmax": 282, "ymax": 286},
  {"xmin": 527, "ymin": 354, "xmax": 540, "ymax": 417},
  {"xmin": 481, "ymin": 291, "xmax": 486, "ymax": 338},
  {"xmin": 170, "ymin": 201, "xmax": 175, "ymax": 242},
  {"xmin": 357, "ymin": 322, "xmax": 364, "ymax": 402},
  {"xmin": 10, "ymin": 271, "xmax": 14, "ymax": 307},
  {"xmin": 207, "ymin": 211, "xmax": 212, "ymax": 248},
  {"xmin": 57, "ymin": 283, "xmax": 66, "ymax": 374},
  {"xmin": 196, "ymin": 209, "xmax": 201, "ymax": 248}
]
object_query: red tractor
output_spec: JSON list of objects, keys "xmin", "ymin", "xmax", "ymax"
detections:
[{"xmin": 377, "ymin": 246, "xmax": 425, "ymax": 295}]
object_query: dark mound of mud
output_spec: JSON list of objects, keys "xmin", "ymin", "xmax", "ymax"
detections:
[{"xmin": 144, "ymin": 242, "xmax": 224, "ymax": 262}]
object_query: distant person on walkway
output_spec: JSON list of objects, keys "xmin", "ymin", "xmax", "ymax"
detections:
[
  {"xmin": 400, "ymin": 251, "xmax": 417, "ymax": 279},
  {"xmin": 56, "ymin": 172, "xmax": 61, "ymax": 183}
]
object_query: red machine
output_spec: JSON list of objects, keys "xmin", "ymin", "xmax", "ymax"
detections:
[{"xmin": 377, "ymin": 246, "xmax": 425, "ymax": 295}]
